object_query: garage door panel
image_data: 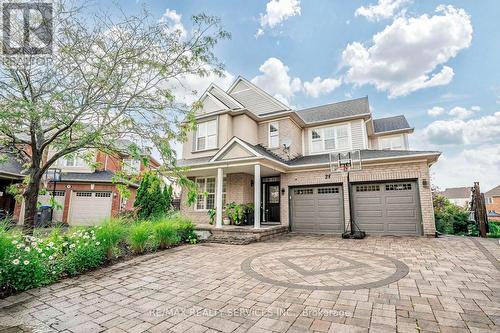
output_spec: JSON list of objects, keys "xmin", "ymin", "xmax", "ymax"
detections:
[
  {"xmin": 69, "ymin": 191, "xmax": 112, "ymax": 226},
  {"xmin": 353, "ymin": 181, "xmax": 421, "ymax": 236},
  {"xmin": 291, "ymin": 186, "xmax": 343, "ymax": 234}
]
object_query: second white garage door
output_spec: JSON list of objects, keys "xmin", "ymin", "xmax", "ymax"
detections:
[{"xmin": 69, "ymin": 191, "xmax": 113, "ymax": 226}]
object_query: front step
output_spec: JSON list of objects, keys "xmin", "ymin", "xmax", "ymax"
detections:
[{"xmin": 195, "ymin": 225, "xmax": 288, "ymax": 244}]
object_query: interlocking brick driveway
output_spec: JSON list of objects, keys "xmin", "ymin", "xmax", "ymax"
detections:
[{"xmin": 1, "ymin": 235, "xmax": 499, "ymax": 333}]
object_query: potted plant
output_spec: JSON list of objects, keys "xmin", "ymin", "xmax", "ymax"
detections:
[
  {"xmin": 243, "ymin": 203, "xmax": 255, "ymax": 225},
  {"xmin": 207, "ymin": 208, "xmax": 216, "ymax": 225},
  {"xmin": 224, "ymin": 202, "xmax": 245, "ymax": 225}
]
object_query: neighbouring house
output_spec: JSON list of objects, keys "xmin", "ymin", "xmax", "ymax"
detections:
[
  {"xmin": 440, "ymin": 187, "xmax": 472, "ymax": 208},
  {"xmin": 178, "ymin": 76, "xmax": 441, "ymax": 236},
  {"xmin": 6, "ymin": 141, "xmax": 160, "ymax": 226},
  {"xmin": 0, "ymin": 154, "xmax": 24, "ymax": 217},
  {"xmin": 486, "ymin": 185, "xmax": 500, "ymax": 221}
]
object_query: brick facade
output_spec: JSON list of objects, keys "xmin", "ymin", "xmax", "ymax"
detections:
[
  {"xmin": 181, "ymin": 160, "xmax": 436, "ymax": 236},
  {"xmin": 486, "ymin": 196, "xmax": 500, "ymax": 221}
]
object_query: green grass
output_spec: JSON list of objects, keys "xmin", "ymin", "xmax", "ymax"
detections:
[{"xmin": 127, "ymin": 221, "xmax": 154, "ymax": 254}]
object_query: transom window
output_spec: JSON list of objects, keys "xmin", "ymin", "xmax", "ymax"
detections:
[
  {"xmin": 385, "ymin": 183, "xmax": 412, "ymax": 191},
  {"xmin": 196, "ymin": 119, "xmax": 217, "ymax": 151},
  {"xmin": 379, "ymin": 135, "xmax": 404, "ymax": 150},
  {"xmin": 268, "ymin": 122, "xmax": 279, "ymax": 148},
  {"xmin": 195, "ymin": 176, "xmax": 227, "ymax": 210},
  {"xmin": 310, "ymin": 124, "xmax": 351, "ymax": 153},
  {"xmin": 356, "ymin": 185, "xmax": 380, "ymax": 192}
]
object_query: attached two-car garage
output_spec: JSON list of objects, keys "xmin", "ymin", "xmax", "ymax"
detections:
[{"xmin": 290, "ymin": 181, "xmax": 421, "ymax": 236}]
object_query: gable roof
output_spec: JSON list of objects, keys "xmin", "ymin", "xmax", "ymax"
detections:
[
  {"xmin": 373, "ymin": 115, "xmax": 412, "ymax": 133},
  {"xmin": 440, "ymin": 187, "xmax": 471, "ymax": 199},
  {"xmin": 296, "ymin": 97, "xmax": 370, "ymax": 123},
  {"xmin": 208, "ymin": 84, "xmax": 243, "ymax": 109},
  {"xmin": 486, "ymin": 185, "xmax": 500, "ymax": 196}
]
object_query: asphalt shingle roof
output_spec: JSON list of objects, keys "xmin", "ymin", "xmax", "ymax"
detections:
[
  {"xmin": 0, "ymin": 154, "xmax": 24, "ymax": 177},
  {"xmin": 296, "ymin": 97, "xmax": 370, "ymax": 123},
  {"xmin": 373, "ymin": 115, "xmax": 411, "ymax": 133},
  {"xmin": 486, "ymin": 185, "xmax": 500, "ymax": 197},
  {"xmin": 440, "ymin": 187, "xmax": 471, "ymax": 199},
  {"xmin": 61, "ymin": 170, "xmax": 116, "ymax": 182}
]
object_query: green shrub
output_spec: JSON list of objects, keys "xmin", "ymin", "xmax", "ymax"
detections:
[
  {"xmin": 127, "ymin": 221, "xmax": 155, "ymax": 254},
  {"xmin": 434, "ymin": 194, "xmax": 472, "ymax": 235},
  {"xmin": 169, "ymin": 214, "xmax": 195, "ymax": 242},
  {"xmin": 488, "ymin": 222, "xmax": 500, "ymax": 238},
  {"xmin": 95, "ymin": 219, "xmax": 127, "ymax": 259},
  {"xmin": 153, "ymin": 220, "xmax": 180, "ymax": 249},
  {"xmin": 61, "ymin": 229, "xmax": 105, "ymax": 275},
  {"xmin": 135, "ymin": 172, "xmax": 170, "ymax": 219}
]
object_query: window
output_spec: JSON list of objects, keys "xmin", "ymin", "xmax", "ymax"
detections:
[
  {"xmin": 57, "ymin": 155, "xmax": 86, "ymax": 167},
  {"xmin": 310, "ymin": 124, "xmax": 351, "ymax": 153},
  {"xmin": 195, "ymin": 177, "xmax": 226, "ymax": 210},
  {"xmin": 385, "ymin": 183, "xmax": 412, "ymax": 191},
  {"xmin": 294, "ymin": 189, "xmax": 313, "ymax": 195},
  {"xmin": 268, "ymin": 122, "xmax": 279, "ymax": 148},
  {"xmin": 486, "ymin": 197, "xmax": 493, "ymax": 204},
  {"xmin": 318, "ymin": 187, "xmax": 339, "ymax": 194},
  {"xmin": 123, "ymin": 159, "xmax": 141, "ymax": 174},
  {"xmin": 355, "ymin": 185, "xmax": 380, "ymax": 192},
  {"xmin": 379, "ymin": 135, "xmax": 404, "ymax": 150},
  {"xmin": 196, "ymin": 119, "xmax": 217, "ymax": 151}
]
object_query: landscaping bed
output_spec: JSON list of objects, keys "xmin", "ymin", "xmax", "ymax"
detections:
[{"xmin": 0, "ymin": 214, "xmax": 197, "ymax": 298}]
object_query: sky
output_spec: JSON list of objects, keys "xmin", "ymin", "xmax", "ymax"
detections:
[{"xmin": 117, "ymin": 0, "xmax": 500, "ymax": 192}]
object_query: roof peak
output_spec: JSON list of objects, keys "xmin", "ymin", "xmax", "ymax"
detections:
[{"xmin": 297, "ymin": 96, "xmax": 368, "ymax": 113}]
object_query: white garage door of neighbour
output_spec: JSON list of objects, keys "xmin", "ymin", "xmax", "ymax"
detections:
[
  {"xmin": 38, "ymin": 191, "xmax": 66, "ymax": 222},
  {"xmin": 69, "ymin": 191, "xmax": 113, "ymax": 226}
]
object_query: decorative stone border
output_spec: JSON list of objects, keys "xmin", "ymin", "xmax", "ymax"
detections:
[{"xmin": 241, "ymin": 247, "xmax": 409, "ymax": 291}]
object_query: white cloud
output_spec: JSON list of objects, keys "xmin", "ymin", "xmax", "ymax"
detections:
[
  {"xmin": 431, "ymin": 145, "xmax": 500, "ymax": 191},
  {"xmin": 342, "ymin": 5, "xmax": 472, "ymax": 98},
  {"xmin": 160, "ymin": 9, "xmax": 187, "ymax": 38},
  {"xmin": 421, "ymin": 112, "xmax": 500, "ymax": 145},
  {"xmin": 355, "ymin": 0, "xmax": 411, "ymax": 21},
  {"xmin": 427, "ymin": 106, "xmax": 445, "ymax": 117},
  {"xmin": 172, "ymin": 70, "xmax": 235, "ymax": 105},
  {"xmin": 257, "ymin": 0, "xmax": 301, "ymax": 37},
  {"xmin": 304, "ymin": 76, "xmax": 342, "ymax": 98},
  {"xmin": 251, "ymin": 57, "xmax": 301, "ymax": 103},
  {"xmin": 448, "ymin": 106, "xmax": 480, "ymax": 119}
]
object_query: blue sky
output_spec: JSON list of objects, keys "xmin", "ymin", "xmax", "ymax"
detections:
[{"xmin": 120, "ymin": 0, "xmax": 499, "ymax": 191}]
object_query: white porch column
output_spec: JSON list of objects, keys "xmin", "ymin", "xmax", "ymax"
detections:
[
  {"xmin": 254, "ymin": 164, "xmax": 261, "ymax": 229},
  {"xmin": 215, "ymin": 168, "xmax": 223, "ymax": 228}
]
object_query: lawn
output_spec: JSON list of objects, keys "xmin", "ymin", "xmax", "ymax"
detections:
[{"xmin": 0, "ymin": 214, "xmax": 196, "ymax": 297}]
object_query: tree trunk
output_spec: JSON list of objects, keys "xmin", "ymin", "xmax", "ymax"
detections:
[{"xmin": 22, "ymin": 178, "xmax": 41, "ymax": 233}]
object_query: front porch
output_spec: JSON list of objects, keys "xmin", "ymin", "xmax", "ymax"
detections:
[{"xmin": 180, "ymin": 161, "xmax": 287, "ymax": 230}]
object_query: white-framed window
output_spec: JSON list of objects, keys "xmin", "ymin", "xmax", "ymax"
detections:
[
  {"xmin": 122, "ymin": 159, "xmax": 141, "ymax": 174},
  {"xmin": 268, "ymin": 122, "xmax": 279, "ymax": 148},
  {"xmin": 379, "ymin": 135, "xmax": 404, "ymax": 150},
  {"xmin": 486, "ymin": 197, "xmax": 493, "ymax": 204},
  {"xmin": 196, "ymin": 119, "xmax": 217, "ymax": 151},
  {"xmin": 195, "ymin": 176, "xmax": 227, "ymax": 210},
  {"xmin": 57, "ymin": 155, "xmax": 86, "ymax": 167},
  {"xmin": 310, "ymin": 124, "xmax": 351, "ymax": 153}
]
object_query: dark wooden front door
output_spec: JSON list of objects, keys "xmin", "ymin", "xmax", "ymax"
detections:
[{"xmin": 263, "ymin": 182, "xmax": 280, "ymax": 222}]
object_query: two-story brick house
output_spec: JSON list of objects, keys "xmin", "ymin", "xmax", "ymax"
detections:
[
  {"xmin": 486, "ymin": 185, "xmax": 500, "ymax": 221},
  {"xmin": 178, "ymin": 77, "xmax": 441, "ymax": 236},
  {"xmin": 11, "ymin": 141, "xmax": 160, "ymax": 225}
]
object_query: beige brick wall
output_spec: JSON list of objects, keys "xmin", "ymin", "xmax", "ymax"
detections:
[
  {"xmin": 280, "ymin": 161, "xmax": 436, "ymax": 236},
  {"xmin": 258, "ymin": 118, "xmax": 302, "ymax": 160},
  {"xmin": 180, "ymin": 173, "xmax": 254, "ymax": 225}
]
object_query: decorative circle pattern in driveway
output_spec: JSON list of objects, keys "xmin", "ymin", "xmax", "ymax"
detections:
[{"xmin": 241, "ymin": 247, "xmax": 409, "ymax": 291}]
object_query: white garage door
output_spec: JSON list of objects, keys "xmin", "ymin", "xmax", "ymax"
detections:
[
  {"xmin": 38, "ymin": 191, "xmax": 65, "ymax": 222},
  {"xmin": 69, "ymin": 191, "xmax": 113, "ymax": 226}
]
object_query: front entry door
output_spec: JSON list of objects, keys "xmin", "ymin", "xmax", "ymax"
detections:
[{"xmin": 263, "ymin": 182, "xmax": 280, "ymax": 222}]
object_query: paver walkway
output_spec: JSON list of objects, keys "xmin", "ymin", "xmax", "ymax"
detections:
[{"xmin": 0, "ymin": 235, "xmax": 499, "ymax": 333}]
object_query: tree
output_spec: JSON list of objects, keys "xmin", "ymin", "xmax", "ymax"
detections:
[
  {"xmin": 0, "ymin": 3, "xmax": 230, "ymax": 231},
  {"xmin": 134, "ymin": 171, "xmax": 169, "ymax": 219},
  {"xmin": 163, "ymin": 184, "xmax": 173, "ymax": 211}
]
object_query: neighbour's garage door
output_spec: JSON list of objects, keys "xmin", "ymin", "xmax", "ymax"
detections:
[
  {"xmin": 291, "ymin": 185, "xmax": 344, "ymax": 233},
  {"xmin": 352, "ymin": 182, "xmax": 421, "ymax": 235},
  {"xmin": 38, "ymin": 191, "xmax": 65, "ymax": 222},
  {"xmin": 69, "ymin": 191, "xmax": 112, "ymax": 226}
]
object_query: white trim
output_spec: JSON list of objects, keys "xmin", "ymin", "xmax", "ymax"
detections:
[
  {"xmin": 209, "ymin": 137, "xmax": 261, "ymax": 162},
  {"xmin": 195, "ymin": 118, "xmax": 218, "ymax": 151},
  {"xmin": 308, "ymin": 122, "xmax": 353, "ymax": 155},
  {"xmin": 209, "ymin": 84, "xmax": 244, "ymax": 109},
  {"xmin": 372, "ymin": 128, "xmax": 414, "ymax": 136},
  {"xmin": 377, "ymin": 134, "xmax": 405, "ymax": 150},
  {"xmin": 193, "ymin": 176, "xmax": 226, "ymax": 211},
  {"xmin": 268, "ymin": 122, "xmax": 279, "ymax": 148},
  {"xmin": 204, "ymin": 92, "xmax": 229, "ymax": 111},
  {"xmin": 362, "ymin": 119, "xmax": 369, "ymax": 149}
]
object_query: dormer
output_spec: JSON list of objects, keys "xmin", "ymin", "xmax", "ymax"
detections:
[
  {"xmin": 368, "ymin": 116, "xmax": 414, "ymax": 150},
  {"xmin": 196, "ymin": 83, "xmax": 243, "ymax": 115}
]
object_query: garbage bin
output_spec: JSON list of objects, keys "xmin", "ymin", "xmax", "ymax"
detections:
[{"xmin": 35, "ymin": 206, "xmax": 53, "ymax": 228}]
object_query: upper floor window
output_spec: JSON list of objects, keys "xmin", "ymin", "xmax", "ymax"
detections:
[
  {"xmin": 379, "ymin": 135, "xmax": 404, "ymax": 150},
  {"xmin": 122, "ymin": 159, "xmax": 141, "ymax": 174},
  {"xmin": 486, "ymin": 197, "xmax": 493, "ymax": 204},
  {"xmin": 310, "ymin": 124, "xmax": 351, "ymax": 153},
  {"xmin": 196, "ymin": 119, "xmax": 217, "ymax": 151},
  {"xmin": 57, "ymin": 155, "xmax": 86, "ymax": 167},
  {"xmin": 268, "ymin": 122, "xmax": 279, "ymax": 148}
]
